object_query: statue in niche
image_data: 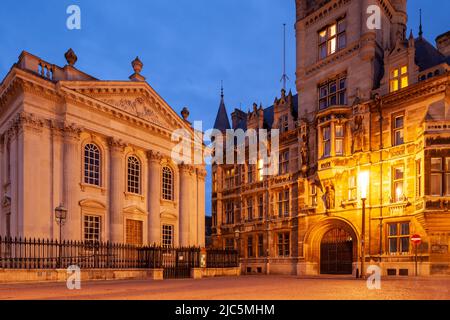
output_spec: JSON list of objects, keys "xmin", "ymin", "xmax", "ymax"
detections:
[
  {"xmin": 352, "ymin": 114, "xmax": 364, "ymax": 153},
  {"xmin": 324, "ymin": 185, "xmax": 335, "ymax": 210}
]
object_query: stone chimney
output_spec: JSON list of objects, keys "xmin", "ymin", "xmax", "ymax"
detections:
[{"xmin": 436, "ymin": 31, "xmax": 450, "ymax": 57}]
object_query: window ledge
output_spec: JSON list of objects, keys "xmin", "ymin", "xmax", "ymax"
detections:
[
  {"xmin": 80, "ymin": 183, "xmax": 106, "ymax": 195},
  {"xmin": 341, "ymin": 199, "xmax": 358, "ymax": 208},
  {"xmin": 124, "ymin": 192, "xmax": 145, "ymax": 201},
  {"xmin": 160, "ymin": 199, "xmax": 177, "ymax": 207}
]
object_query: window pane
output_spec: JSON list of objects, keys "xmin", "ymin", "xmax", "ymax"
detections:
[
  {"xmin": 389, "ymin": 223, "xmax": 398, "ymax": 236},
  {"xmin": 328, "ymin": 38, "xmax": 336, "ymax": 54},
  {"xmin": 329, "ymin": 24, "xmax": 337, "ymax": 36},
  {"xmin": 319, "ymin": 98, "xmax": 327, "ymax": 110},
  {"xmin": 401, "ymin": 76, "xmax": 408, "ymax": 88},
  {"xmin": 389, "ymin": 238, "xmax": 398, "ymax": 253},
  {"xmin": 319, "ymin": 29, "xmax": 327, "ymax": 43},
  {"xmin": 324, "ymin": 141, "xmax": 331, "ymax": 157},
  {"xmin": 400, "ymin": 223, "xmax": 409, "ymax": 235},
  {"xmin": 329, "ymin": 81, "xmax": 337, "ymax": 93},
  {"xmin": 395, "ymin": 130, "xmax": 404, "ymax": 145},
  {"xmin": 338, "ymin": 33, "xmax": 346, "ymax": 49},
  {"xmin": 446, "ymin": 174, "xmax": 450, "ymax": 195},
  {"xmin": 339, "ymin": 78, "xmax": 346, "ymax": 89},
  {"xmin": 329, "ymin": 94, "xmax": 337, "ymax": 105},
  {"xmin": 395, "ymin": 116, "xmax": 404, "ymax": 129},
  {"xmin": 392, "ymin": 69, "xmax": 399, "ymax": 78},
  {"xmin": 323, "ymin": 127, "xmax": 330, "ymax": 140},
  {"xmin": 431, "ymin": 158, "xmax": 442, "ymax": 171},
  {"xmin": 335, "ymin": 125, "xmax": 344, "ymax": 137},
  {"xmin": 446, "ymin": 158, "xmax": 450, "ymax": 171},
  {"xmin": 431, "ymin": 174, "xmax": 442, "ymax": 196},
  {"xmin": 336, "ymin": 139, "xmax": 343, "ymax": 155},
  {"xmin": 390, "ymin": 80, "xmax": 399, "ymax": 92},
  {"xmin": 320, "ymin": 44, "xmax": 327, "ymax": 59},
  {"xmin": 394, "ymin": 167, "xmax": 404, "ymax": 180},
  {"xmin": 320, "ymin": 85, "xmax": 328, "ymax": 98},
  {"xmin": 401, "ymin": 66, "xmax": 408, "ymax": 75},
  {"xmin": 338, "ymin": 20, "xmax": 346, "ymax": 33}
]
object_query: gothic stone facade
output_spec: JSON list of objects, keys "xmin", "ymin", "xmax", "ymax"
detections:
[
  {"xmin": 0, "ymin": 50, "xmax": 206, "ymax": 247},
  {"xmin": 212, "ymin": 0, "xmax": 450, "ymax": 276}
]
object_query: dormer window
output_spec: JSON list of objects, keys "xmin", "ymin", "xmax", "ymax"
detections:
[
  {"xmin": 390, "ymin": 66, "xmax": 408, "ymax": 92},
  {"xmin": 318, "ymin": 18, "xmax": 346, "ymax": 60}
]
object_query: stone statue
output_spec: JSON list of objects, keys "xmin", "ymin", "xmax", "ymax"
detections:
[
  {"xmin": 325, "ymin": 185, "xmax": 335, "ymax": 210},
  {"xmin": 352, "ymin": 114, "xmax": 364, "ymax": 153}
]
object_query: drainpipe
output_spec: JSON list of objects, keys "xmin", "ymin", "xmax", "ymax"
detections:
[{"xmin": 377, "ymin": 96, "xmax": 384, "ymax": 259}]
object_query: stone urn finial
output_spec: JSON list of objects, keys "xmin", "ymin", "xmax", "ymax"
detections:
[
  {"xmin": 129, "ymin": 56, "xmax": 146, "ymax": 81},
  {"xmin": 65, "ymin": 48, "xmax": 78, "ymax": 67},
  {"xmin": 181, "ymin": 107, "xmax": 190, "ymax": 121}
]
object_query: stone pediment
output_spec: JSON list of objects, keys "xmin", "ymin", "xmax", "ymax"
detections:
[{"xmin": 66, "ymin": 83, "xmax": 187, "ymax": 131}]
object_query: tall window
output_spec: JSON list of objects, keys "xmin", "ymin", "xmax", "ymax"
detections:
[
  {"xmin": 390, "ymin": 65, "xmax": 408, "ymax": 92},
  {"xmin": 257, "ymin": 234, "xmax": 264, "ymax": 257},
  {"xmin": 429, "ymin": 158, "xmax": 450, "ymax": 196},
  {"xmin": 319, "ymin": 76, "xmax": 347, "ymax": 110},
  {"xmin": 225, "ymin": 168, "xmax": 235, "ymax": 189},
  {"xmin": 416, "ymin": 159, "xmax": 422, "ymax": 198},
  {"xmin": 277, "ymin": 233, "xmax": 290, "ymax": 257},
  {"xmin": 322, "ymin": 126, "xmax": 331, "ymax": 158},
  {"xmin": 127, "ymin": 156, "xmax": 141, "ymax": 194},
  {"xmin": 335, "ymin": 124, "xmax": 344, "ymax": 156},
  {"xmin": 126, "ymin": 219, "xmax": 143, "ymax": 245},
  {"xmin": 84, "ymin": 215, "xmax": 101, "ymax": 244},
  {"xmin": 318, "ymin": 18, "xmax": 346, "ymax": 60},
  {"xmin": 392, "ymin": 166, "xmax": 404, "ymax": 202},
  {"xmin": 278, "ymin": 190, "xmax": 289, "ymax": 218},
  {"xmin": 162, "ymin": 225, "xmax": 174, "ymax": 248},
  {"xmin": 247, "ymin": 164, "xmax": 255, "ymax": 184},
  {"xmin": 212, "ymin": 204, "xmax": 217, "ymax": 227},
  {"xmin": 310, "ymin": 184, "xmax": 317, "ymax": 207},
  {"xmin": 348, "ymin": 174, "xmax": 357, "ymax": 200},
  {"xmin": 388, "ymin": 222, "xmax": 410, "ymax": 255},
  {"xmin": 84, "ymin": 143, "xmax": 101, "ymax": 186},
  {"xmin": 280, "ymin": 114, "xmax": 289, "ymax": 133},
  {"xmin": 225, "ymin": 202, "xmax": 234, "ymax": 225},
  {"xmin": 392, "ymin": 114, "xmax": 405, "ymax": 146},
  {"xmin": 247, "ymin": 236, "xmax": 254, "ymax": 258},
  {"xmin": 258, "ymin": 196, "xmax": 264, "ymax": 220},
  {"xmin": 247, "ymin": 198, "xmax": 254, "ymax": 221},
  {"xmin": 279, "ymin": 150, "xmax": 289, "ymax": 175},
  {"xmin": 162, "ymin": 166, "xmax": 174, "ymax": 201}
]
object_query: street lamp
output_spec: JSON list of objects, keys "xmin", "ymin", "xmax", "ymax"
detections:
[
  {"xmin": 55, "ymin": 204, "xmax": 67, "ymax": 268},
  {"xmin": 358, "ymin": 171, "xmax": 369, "ymax": 279}
]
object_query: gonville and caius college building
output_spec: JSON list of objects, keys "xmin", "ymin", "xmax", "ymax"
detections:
[{"xmin": 211, "ymin": 0, "xmax": 450, "ymax": 276}]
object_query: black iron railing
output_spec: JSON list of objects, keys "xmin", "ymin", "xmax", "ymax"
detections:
[{"xmin": 0, "ymin": 236, "xmax": 238, "ymax": 270}]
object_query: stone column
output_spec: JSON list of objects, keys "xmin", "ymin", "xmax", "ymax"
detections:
[
  {"xmin": 63, "ymin": 124, "xmax": 82, "ymax": 240},
  {"xmin": 179, "ymin": 164, "xmax": 193, "ymax": 247},
  {"xmin": 108, "ymin": 138, "xmax": 126, "ymax": 243},
  {"xmin": 147, "ymin": 151, "xmax": 162, "ymax": 245},
  {"xmin": 196, "ymin": 168, "xmax": 207, "ymax": 247}
]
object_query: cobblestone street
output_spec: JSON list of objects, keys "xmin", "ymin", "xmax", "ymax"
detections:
[{"xmin": 0, "ymin": 276, "xmax": 449, "ymax": 300}]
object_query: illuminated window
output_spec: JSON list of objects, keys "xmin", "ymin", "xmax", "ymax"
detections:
[
  {"xmin": 84, "ymin": 143, "xmax": 101, "ymax": 186},
  {"xmin": 318, "ymin": 19, "xmax": 346, "ymax": 60},
  {"xmin": 127, "ymin": 156, "xmax": 141, "ymax": 194},
  {"xmin": 390, "ymin": 66, "xmax": 408, "ymax": 92},
  {"xmin": 162, "ymin": 167, "xmax": 174, "ymax": 200},
  {"xmin": 322, "ymin": 126, "xmax": 331, "ymax": 158},
  {"xmin": 225, "ymin": 168, "xmax": 235, "ymax": 189},
  {"xmin": 348, "ymin": 174, "xmax": 357, "ymax": 200},
  {"xmin": 319, "ymin": 76, "xmax": 346, "ymax": 110},
  {"xmin": 392, "ymin": 166, "xmax": 404, "ymax": 202},
  {"xmin": 335, "ymin": 124, "xmax": 344, "ymax": 156},
  {"xmin": 392, "ymin": 114, "xmax": 404, "ymax": 146},
  {"xmin": 257, "ymin": 159, "xmax": 264, "ymax": 181},
  {"xmin": 388, "ymin": 222, "xmax": 410, "ymax": 255}
]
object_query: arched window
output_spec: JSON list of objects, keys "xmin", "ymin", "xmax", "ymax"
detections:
[
  {"xmin": 127, "ymin": 156, "xmax": 141, "ymax": 194},
  {"xmin": 84, "ymin": 143, "xmax": 101, "ymax": 186},
  {"xmin": 162, "ymin": 166, "xmax": 174, "ymax": 201}
]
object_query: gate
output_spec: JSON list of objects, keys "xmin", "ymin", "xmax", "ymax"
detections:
[
  {"xmin": 162, "ymin": 247, "xmax": 199, "ymax": 279},
  {"xmin": 320, "ymin": 228, "xmax": 353, "ymax": 275}
]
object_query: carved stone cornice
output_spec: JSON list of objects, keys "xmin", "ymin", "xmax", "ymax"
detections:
[
  {"xmin": 63, "ymin": 123, "xmax": 83, "ymax": 142},
  {"xmin": 108, "ymin": 137, "xmax": 127, "ymax": 153},
  {"xmin": 196, "ymin": 167, "xmax": 208, "ymax": 180},
  {"xmin": 179, "ymin": 163, "xmax": 195, "ymax": 175},
  {"xmin": 147, "ymin": 150, "xmax": 163, "ymax": 163}
]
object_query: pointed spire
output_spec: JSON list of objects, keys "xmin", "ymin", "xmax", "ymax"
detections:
[
  {"xmin": 280, "ymin": 23, "xmax": 289, "ymax": 91},
  {"xmin": 213, "ymin": 82, "xmax": 231, "ymax": 133},
  {"xmin": 419, "ymin": 9, "xmax": 423, "ymax": 38}
]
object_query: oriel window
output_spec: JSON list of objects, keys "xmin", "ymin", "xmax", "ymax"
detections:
[
  {"xmin": 430, "ymin": 158, "xmax": 443, "ymax": 196},
  {"xmin": 322, "ymin": 126, "xmax": 331, "ymax": 158},
  {"xmin": 335, "ymin": 124, "xmax": 344, "ymax": 156}
]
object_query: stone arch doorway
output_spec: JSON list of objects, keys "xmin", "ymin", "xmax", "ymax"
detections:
[{"xmin": 320, "ymin": 228, "xmax": 354, "ymax": 275}]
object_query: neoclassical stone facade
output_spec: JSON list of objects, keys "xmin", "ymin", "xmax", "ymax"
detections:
[
  {"xmin": 0, "ymin": 50, "xmax": 206, "ymax": 247},
  {"xmin": 212, "ymin": 0, "xmax": 450, "ymax": 276}
]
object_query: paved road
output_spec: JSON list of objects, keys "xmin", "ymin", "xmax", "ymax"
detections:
[{"xmin": 0, "ymin": 276, "xmax": 449, "ymax": 300}]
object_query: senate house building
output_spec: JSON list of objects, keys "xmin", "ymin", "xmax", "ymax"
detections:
[
  {"xmin": 0, "ymin": 49, "xmax": 206, "ymax": 247},
  {"xmin": 212, "ymin": 0, "xmax": 450, "ymax": 276}
]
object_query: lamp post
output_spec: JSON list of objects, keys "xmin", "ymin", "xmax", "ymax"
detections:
[
  {"xmin": 55, "ymin": 204, "xmax": 67, "ymax": 268},
  {"xmin": 358, "ymin": 171, "xmax": 369, "ymax": 279}
]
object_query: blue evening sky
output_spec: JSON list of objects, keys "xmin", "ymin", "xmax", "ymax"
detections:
[{"xmin": 1, "ymin": 0, "xmax": 449, "ymax": 215}]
